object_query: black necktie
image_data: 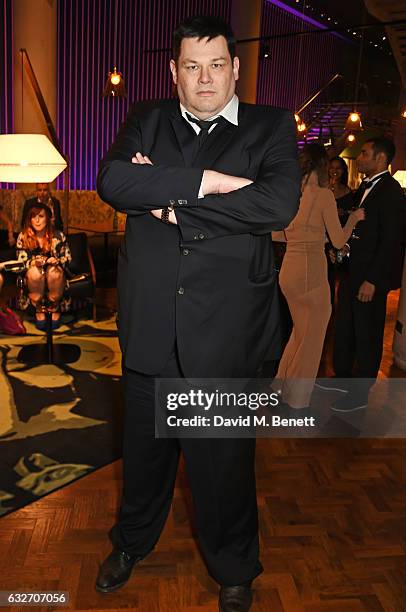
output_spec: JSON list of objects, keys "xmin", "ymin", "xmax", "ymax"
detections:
[{"xmin": 185, "ymin": 113, "xmax": 223, "ymax": 148}]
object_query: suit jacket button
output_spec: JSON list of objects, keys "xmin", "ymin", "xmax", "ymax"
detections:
[
  {"xmin": 182, "ymin": 248, "xmax": 190, "ymax": 255},
  {"xmin": 177, "ymin": 287, "xmax": 185, "ymax": 295}
]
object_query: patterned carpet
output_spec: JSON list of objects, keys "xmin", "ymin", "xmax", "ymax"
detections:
[{"xmin": 0, "ymin": 316, "xmax": 123, "ymax": 517}]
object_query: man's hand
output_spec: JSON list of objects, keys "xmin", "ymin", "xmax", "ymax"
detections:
[
  {"xmin": 131, "ymin": 153, "xmax": 177, "ymax": 224},
  {"xmin": 328, "ymin": 248, "xmax": 336, "ymax": 264},
  {"xmin": 202, "ymin": 169, "xmax": 253, "ymax": 195},
  {"xmin": 132, "ymin": 152, "xmax": 153, "ymax": 165},
  {"xmin": 357, "ymin": 280, "xmax": 376, "ymax": 302}
]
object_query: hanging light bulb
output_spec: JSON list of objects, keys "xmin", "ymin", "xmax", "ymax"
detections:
[
  {"xmin": 260, "ymin": 43, "xmax": 271, "ymax": 59},
  {"xmin": 401, "ymin": 109, "xmax": 406, "ymax": 119},
  {"xmin": 345, "ymin": 111, "xmax": 362, "ymax": 131},
  {"xmin": 103, "ymin": 66, "xmax": 127, "ymax": 98},
  {"xmin": 297, "ymin": 121, "xmax": 307, "ymax": 134},
  {"xmin": 110, "ymin": 68, "xmax": 121, "ymax": 86},
  {"xmin": 347, "ymin": 133, "xmax": 356, "ymax": 143}
]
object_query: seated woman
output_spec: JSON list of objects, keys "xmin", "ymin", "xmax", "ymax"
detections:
[{"xmin": 16, "ymin": 203, "xmax": 71, "ymax": 330}]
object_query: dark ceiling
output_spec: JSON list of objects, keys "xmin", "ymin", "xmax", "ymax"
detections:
[{"xmin": 280, "ymin": 0, "xmax": 392, "ymax": 53}]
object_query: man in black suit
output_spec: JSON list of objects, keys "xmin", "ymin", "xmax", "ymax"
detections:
[
  {"xmin": 328, "ymin": 138, "xmax": 405, "ymax": 412},
  {"xmin": 21, "ymin": 183, "xmax": 63, "ymax": 231},
  {"xmin": 96, "ymin": 16, "xmax": 300, "ymax": 611}
]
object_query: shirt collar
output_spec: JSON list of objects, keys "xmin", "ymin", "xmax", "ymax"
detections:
[
  {"xmin": 180, "ymin": 94, "xmax": 239, "ymax": 126},
  {"xmin": 365, "ymin": 170, "xmax": 389, "ymax": 184}
]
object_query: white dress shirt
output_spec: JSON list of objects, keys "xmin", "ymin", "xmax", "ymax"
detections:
[{"xmin": 360, "ymin": 170, "xmax": 389, "ymax": 204}]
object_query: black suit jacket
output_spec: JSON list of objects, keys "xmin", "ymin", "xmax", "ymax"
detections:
[
  {"xmin": 97, "ymin": 99, "xmax": 300, "ymax": 377},
  {"xmin": 22, "ymin": 197, "xmax": 63, "ymax": 232},
  {"xmin": 348, "ymin": 173, "xmax": 406, "ymax": 293}
]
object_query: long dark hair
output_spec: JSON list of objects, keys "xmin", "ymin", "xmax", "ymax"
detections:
[
  {"xmin": 329, "ymin": 156, "xmax": 349, "ymax": 186},
  {"xmin": 300, "ymin": 143, "xmax": 329, "ymax": 188}
]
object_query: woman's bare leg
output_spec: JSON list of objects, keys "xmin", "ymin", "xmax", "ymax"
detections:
[
  {"xmin": 46, "ymin": 265, "xmax": 65, "ymax": 320},
  {"xmin": 26, "ymin": 266, "xmax": 46, "ymax": 319}
]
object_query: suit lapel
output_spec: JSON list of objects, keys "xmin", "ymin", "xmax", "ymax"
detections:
[
  {"xmin": 361, "ymin": 173, "xmax": 391, "ymax": 207},
  {"xmin": 168, "ymin": 109, "xmax": 197, "ymax": 166}
]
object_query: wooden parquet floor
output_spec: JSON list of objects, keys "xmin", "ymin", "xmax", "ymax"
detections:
[{"xmin": 1, "ymin": 291, "xmax": 406, "ymax": 611}]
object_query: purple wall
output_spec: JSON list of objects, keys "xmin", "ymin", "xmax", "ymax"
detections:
[
  {"xmin": 2, "ymin": 0, "xmax": 355, "ymax": 191},
  {"xmin": 0, "ymin": 0, "xmax": 14, "ymax": 189},
  {"xmin": 257, "ymin": 0, "xmax": 351, "ymax": 116},
  {"xmin": 57, "ymin": 0, "xmax": 232, "ymax": 190}
]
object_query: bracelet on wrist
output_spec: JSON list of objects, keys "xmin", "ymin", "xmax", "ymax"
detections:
[
  {"xmin": 161, "ymin": 208, "xmax": 170, "ymax": 224},
  {"xmin": 161, "ymin": 205, "xmax": 174, "ymax": 223}
]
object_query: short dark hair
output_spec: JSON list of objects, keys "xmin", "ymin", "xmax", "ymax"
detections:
[
  {"xmin": 365, "ymin": 137, "xmax": 396, "ymax": 166},
  {"xmin": 172, "ymin": 15, "xmax": 236, "ymax": 62},
  {"xmin": 300, "ymin": 143, "xmax": 329, "ymax": 187},
  {"xmin": 329, "ymin": 156, "xmax": 349, "ymax": 187}
]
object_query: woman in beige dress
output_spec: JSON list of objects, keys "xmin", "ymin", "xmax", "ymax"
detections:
[{"xmin": 272, "ymin": 144, "xmax": 364, "ymax": 410}]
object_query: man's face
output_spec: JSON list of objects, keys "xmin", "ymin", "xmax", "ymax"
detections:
[
  {"xmin": 170, "ymin": 35, "xmax": 239, "ymax": 119},
  {"xmin": 356, "ymin": 142, "xmax": 383, "ymax": 176},
  {"xmin": 36, "ymin": 183, "xmax": 50, "ymax": 202}
]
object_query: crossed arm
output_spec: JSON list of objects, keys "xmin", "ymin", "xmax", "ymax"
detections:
[
  {"xmin": 131, "ymin": 151, "xmax": 253, "ymax": 224},
  {"xmin": 97, "ymin": 109, "xmax": 300, "ymax": 238}
]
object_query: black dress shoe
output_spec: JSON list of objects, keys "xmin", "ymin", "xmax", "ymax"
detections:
[
  {"xmin": 331, "ymin": 394, "xmax": 368, "ymax": 413},
  {"xmin": 95, "ymin": 548, "xmax": 143, "ymax": 593},
  {"xmin": 315, "ymin": 377, "xmax": 349, "ymax": 393},
  {"xmin": 219, "ymin": 584, "xmax": 253, "ymax": 611}
]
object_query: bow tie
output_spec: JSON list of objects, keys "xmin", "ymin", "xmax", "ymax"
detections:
[
  {"xmin": 185, "ymin": 113, "xmax": 224, "ymax": 148},
  {"xmin": 360, "ymin": 175, "xmax": 384, "ymax": 189}
]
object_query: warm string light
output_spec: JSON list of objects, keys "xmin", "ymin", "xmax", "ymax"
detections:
[{"xmin": 294, "ymin": 4, "xmax": 389, "ymax": 52}]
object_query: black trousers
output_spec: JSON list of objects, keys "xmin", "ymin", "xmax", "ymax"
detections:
[
  {"xmin": 333, "ymin": 274, "xmax": 388, "ymax": 394},
  {"xmin": 110, "ymin": 351, "xmax": 262, "ymax": 586}
]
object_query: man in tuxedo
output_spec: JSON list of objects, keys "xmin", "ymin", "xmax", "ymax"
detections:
[
  {"xmin": 96, "ymin": 15, "xmax": 300, "ymax": 611},
  {"xmin": 329, "ymin": 137, "xmax": 405, "ymax": 412},
  {"xmin": 21, "ymin": 183, "xmax": 63, "ymax": 232}
]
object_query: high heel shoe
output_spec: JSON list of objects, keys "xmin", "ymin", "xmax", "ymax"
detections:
[
  {"xmin": 33, "ymin": 299, "xmax": 47, "ymax": 331},
  {"xmin": 48, "ymin": 300, "xmax": 61, "ymax": 330}
]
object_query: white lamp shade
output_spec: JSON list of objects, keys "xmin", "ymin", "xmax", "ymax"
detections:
[
  {"xmin": 393, "ymin": 170, "xmax": 406, "ymax": 188},
  {"xmin": 0, "ymin": 134, "xmax": 67, "ymax": 183}
]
